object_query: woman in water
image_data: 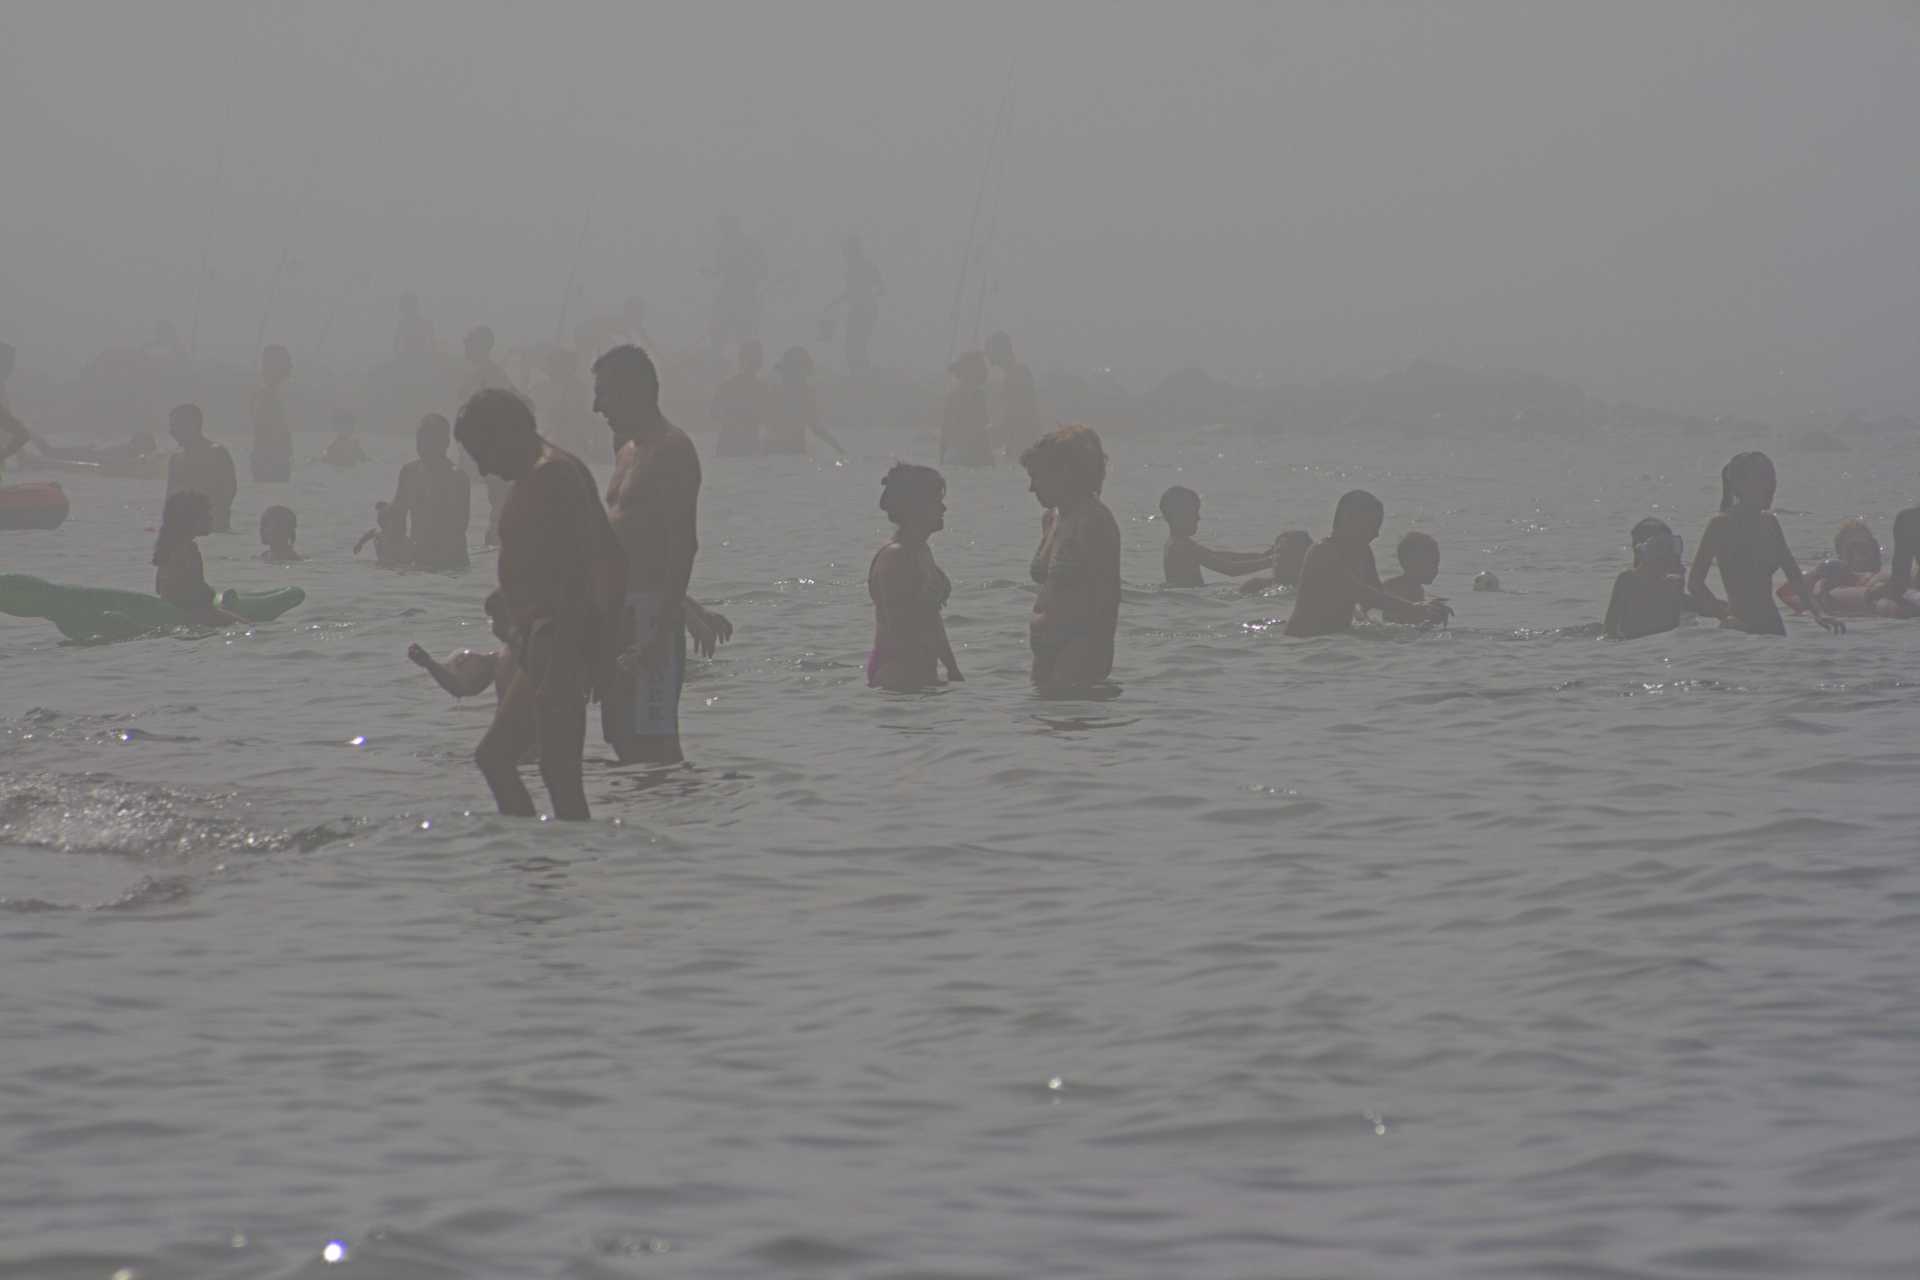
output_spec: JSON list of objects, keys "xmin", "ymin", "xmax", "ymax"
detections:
[
  {"xmin": 867, "ymin": 463, "xmax": 962, "ymax": 691},
  {"xmin": 939, "ymin": 351, "xmax": 995, "ymax": 468},
  {"xmin": 1023, "ymin": 425, "xmax": 1121, "ymax": 690},
  {"xmin": 1687, "ymin": 451, "xmax": 1842, "ymax": 636},
  {"xmin": 153, "ymin": 490, "xmax": 243, "ymax": 626}
]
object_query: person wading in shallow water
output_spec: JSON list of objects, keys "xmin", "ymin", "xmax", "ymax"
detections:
[
  {"xmin": 868, "ymin": 463, "xmax": 963, "ymax": 691},
  {"xmin": 454, "ymin": 389, "xmax": 624, "ymax": 821},
  {"xmin": 1022, "ymin": 424, "xmax": 1122, "ymax": 691},
  {"xmin": 595, "ymin": 345, "xmax": 703, "ymax": 766}
]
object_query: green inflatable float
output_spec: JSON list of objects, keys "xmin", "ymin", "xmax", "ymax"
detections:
[{"xmin": 0, "ymin": 573, "xmax": 305, "ymax": 642}]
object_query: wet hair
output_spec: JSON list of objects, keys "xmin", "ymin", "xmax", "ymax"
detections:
[
  {"xmin": 1397, "ymin": 530, "xmax": 1439, "ymax": 566},
  {"xmin": 154, "ymin": 490, "xmax": 210, "ymax": 565},
  {"xmin": 1158, "ymin": 485, "xmax": 1200, "ymax": 521},
  {"xmin": 1020, "ymin": 424, "xmax": 1107, "ymax": 497},
  {"xmin": 417, "ymin": 412, "xmax": 451, "ymax": 449},
  {"xmin": 591, "ymin": 344, "xmax": 659, "ymax": 402},
  {"xmin": 169, "ymin": 403, "xmax": 204, "ymax": 433},
  {"xmin": 259, "ymin": 505, "xmax": 296, "ymax": 543},
  {"xmin": 879, "ymin": 462, "xmax": 946, "ymax": 525},
  {"xmin": 454, "ymin": 388, "xmax": 535, "ymax": 453},
  {"xmin": 1719, "ymin": 451, "xmax": 1777, "ymax": 512},
  {"xmin": 1630, "ymin": 516, "xmax": 1673, "ymax": 546},
  {"xmin": 1332, "ymin": 489, "xmax": 1384, "ymax": 530}
]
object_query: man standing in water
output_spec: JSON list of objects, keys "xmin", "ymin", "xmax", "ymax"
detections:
[
  {"xmin": 165, "ymin": 404, "xmax": 237, "ymax": 533},
  {"xmin": 454, "ymin": 389, "xmax": 624, "ymax": 821},
  {"xmin": 390, "ymin": 413, "xmax": 470, "ymax": 570},
  {"xmin": 594, "ymin": 345, "xmax": 701, "ymax": 766}
]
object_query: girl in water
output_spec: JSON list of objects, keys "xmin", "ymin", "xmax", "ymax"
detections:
[
  {"xmin": 153, "ymin": 490, "xmax": 243, "ymax": 626},
  {"xmin": 1687, "ymin": 452, "xmax": 1842, "ymax": 636},
  {"xmin": 1023, "ymin": 425, "xmax": 1121, "ymax": 690},
  {"xmin": 867, "ymin": 463, "xmax": 962, "ymax": 691}
]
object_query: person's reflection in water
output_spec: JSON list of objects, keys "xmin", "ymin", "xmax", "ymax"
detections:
[
  {"xmin": 1022, "ymin": 425, "xmax": 1121, "ymax": 692},
  {"xmin": 868, "ymin": 464, "xmax": 962, "ymax": 691}
]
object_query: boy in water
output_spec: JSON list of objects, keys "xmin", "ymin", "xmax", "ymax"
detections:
[
  {"xmin": 1603, "ymin": 519, "xmax": 1687, "ymax": 639},
  {"xmin": 1285, "ymin": 490, "xmax": 1451, "ymax": 637},
  {"xmin": 1239, "ymin": 530, "xmax": 1314, "ymax": 594},
  {"xmin": 1379, "ymin": 530, "xmax": 1442, "ymax": 603},
  {"xmin": 259, "ymin": 505, "xmax": 302, "ymax": 562},
  {"xmin": 1158, "ymin": 486, "xmax": 1274, "ymax": 587},
  {"xmin": 354, "ymin": 500, "xmax": 410, "ymax": 566}
]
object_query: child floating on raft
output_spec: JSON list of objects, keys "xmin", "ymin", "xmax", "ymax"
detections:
[{"xmin": 1777, "ymin": 518, "xmax": 1886, "ymax": 616}]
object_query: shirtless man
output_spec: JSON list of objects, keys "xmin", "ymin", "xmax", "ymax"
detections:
[
  {"xmin": 594, "ymin": 344, "xmax": 702, "ymax": 765},
  {"xmin": 164, "ymin": 404, "xmax": 238, "ymax": 533},
  {"xmin": 454, "ymin": 389, "xmax": 624, "ymax": 820},
  {"xmin": 1285, "ymin": 490, "xmax": 1451, "ymax": 637}
]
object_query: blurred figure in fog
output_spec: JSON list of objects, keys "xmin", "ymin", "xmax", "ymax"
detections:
[
  {"xmin": 390, "ymin": 413, "xmax": 470, "ymax": 571},
  {"xmin": 764, "ymin": 346, "xmax": 846, "ymax": 458},
  {"xmin": 394, "ymin": 293, "xmax": 435, "ymax": 360},
  {"xmin": 707, "ymin": 215, "xmax": 767, "ymax": 362},
  {"xmin": 711, "ymin": 339, "xmax": 768, "ymax": 459},
  {"xmin": 165, "ymin": 404, "xmax": 236, "ymax": 533},
  {"xmin": 250, "ymin": 344, "xmax": 294, "ymax": 482},
  {"xmin": 986, "ymin": 331, "xmax": 1039, "ymax": 461},
  {"xmin": 320, "ymin": 410, "xmax": 368, "ymax": 468},
  {"xmin": 1023, "ymin": 425, "xmax": 1121, "ymax": 690},
  {"xmin": 534, "ymin": 346, "xmax": 600, "ymax": 467},
  {"xmin": 940, "ymin": 351, "xmax": 994, "ymax": 468},
  {"xmin": 823, "ymin": 235, "xmax": 883, "ymax": 376}
]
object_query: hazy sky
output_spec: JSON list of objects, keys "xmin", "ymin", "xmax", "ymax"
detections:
[{"xmin": 3, "ymin": 1, "xmax": 1916, "ymax": 415}]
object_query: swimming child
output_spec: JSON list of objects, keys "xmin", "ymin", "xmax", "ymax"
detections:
[
  {"xmin": 354, "ymin": 500, "xmax": 410, "ymax": 566},
  {"xmin": 319, "ymin": 411, "xmax": 369, "ymax": 468},
  {"xmin": 1379, "ymin": 530, "xmax": 1442, "ymax": 603},
  {"xmin": 1603, "ymin": 518, "xmax": 1687, "ymax": 639},
  {"xmin": 1285, "ymin": 490, "xmax": 1451, "ymax": 637},
  {"xmin": 1782, "ymin": 517, "xmax": 1881, "ymax": 613},
  {"xmin": 259, "ymin": 505, "xmax": 302, "ymax": 562},
  {"xmin": 1687, "ymin": 451, "xmax": 1842, "ymax": 636},
  {"xmin": 1239, "ymin": 530, "xmax": 1314, "ymax": 594},
  {"xmin": 1158, "ymin": 486, "xmax": 1275, "ymax": 587}
]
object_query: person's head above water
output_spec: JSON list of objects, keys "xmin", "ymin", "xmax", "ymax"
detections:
[
  {"xmin": 591, "ymin": 344, "xmax": 660, "ymax": 439},
  {"xmin": 1158, "ymin": 485, "xmax": 1201, "ymax": 537},
  {"xmin": 736, "ymin": 339, "xmax": 765, "ymax": 376},
  {"xmin": 1634, "ymin": 526, "xmax": 1683, "ymax": 572},
  {"xmin": 416, "ymin": 412, "xmax": 451, "ymax": 461},
  {"xmin": 774, "ymin": 346, "xmax": 813, "ymax": 383},
  {"xmin": 985, "ymin": 331, "xmax": 1016, "ymax": 369},
  {"xmin": 260, "ymin": 505, "xmax": 296, "ymax": 548},
  {"xmin": 1834, "ymin": 518, "xmax": 1881, "ymax": 574},
  {"xmin": 1719, "ymin": 451, "xmax": 1777, "ymax": 513},
  {"xmin": 1021, "ymin": 424, "xmax": 1106, "ymax": 509},
  {"xmin": 879, "ymin": 462, "xmax": 946, "ymax": 540},
  {"xmin": 454, "ymin": 388, "xmax": 541, "ymax": 482},
  {"xmin": 168, "ymin": 403, "xmax": 206, "ymax": 446},
  {"xmin": 950, "ymin": 350, "xmax": 988, "ymax": 387},
  {"xmin": 154, "ymin": 489, "xmax": 213, "ymax": 562},
  {"xmin": 464, "ymin": 325, "xmax": 495, "ymax": 364},
  {"xmin": 1331, "ymin": 489, "xmax": 1386, "ymax": 541},
  {"xmin": 1396, "ymin": 530, "xmax": 1441, "ymax": 583},
  {"xmin": 261, "ymin": 344, "xmax": 292, "ymax": 385}
]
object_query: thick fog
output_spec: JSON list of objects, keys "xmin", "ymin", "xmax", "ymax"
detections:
[{"xmin": 3, "ymin": 0, "xmax": 1916, "ymax": 417}]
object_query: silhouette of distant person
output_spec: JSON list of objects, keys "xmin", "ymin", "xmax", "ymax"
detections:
[
  {"xmin": 825, "ymin": 235, "xmax": 883, "ymax": 375},
  {"xmin": 455, "ymin": 388, "xmax": 625, "ymax": 820},
  {"xmin": 390, "ymin": 413, "xmax": 470, "ymax": 571},
  {"xmin": 986, "ymin": 331, "xmax": 1039, "ymax": 460},
  {"xmin": 165, "ymin": 404, "xmax": 237, "ymax": 533},
  {"xmin": 940, "ymin": 351, "xmax": 995, "ymax": 467},
  {"xmin": 707, "ymin": 214, "xmax": 767, "ymax": 361},
  {"xmin": 596, "ymin": 344, "xmax": 702, "ymax": 765},
  {"xmin": 868, "ymin": 463, "xmax": 962, "ymax": 691},
  {"xmin": 319, "ymin": 410, "xmax": 368, "ymax": 468},
  {"xmin": 533, "ymin": 346, "xmax": 599, "ymax": 466},
  {"xmin": 1022, "ymin": 425, "xmax": 1121, "ymax": 690},
  {"xmin": 459, "ymin": 325, "xmax": 516, "ymax": 546},
  {"xmin": 764, "ymin": 346, "xmax": 846, "ymax": 457},
  {"xmin": 711, "ymin": 339, "xmax": 769, "ymax": 459},
  {"xmin": 394, "ymin": 293, "xmax": 435, "ymax": 359},
  {"xmin": 249, "ymin": 344, "xmax": 294, "ymax": 483}
]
